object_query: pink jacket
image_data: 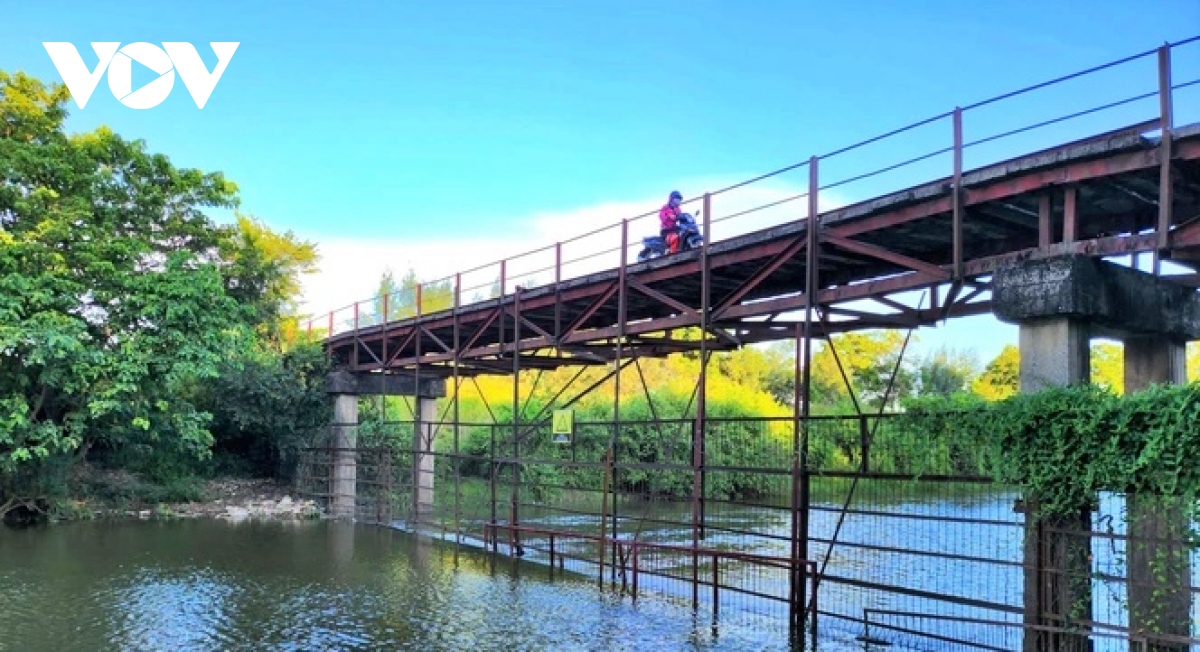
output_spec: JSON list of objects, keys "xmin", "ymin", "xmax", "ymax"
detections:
[{"xmin": 659, "ymin": 204, "xmax": 680, "ymax": 231}]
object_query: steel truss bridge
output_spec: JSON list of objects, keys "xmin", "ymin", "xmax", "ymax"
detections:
[
  {"xmin": 314, "ymin": 40, "xmax": 1200, "ymax": 378},
  {"xmin": 302, "ymin": 38, "xmax": 1200, "ymax": 650}
]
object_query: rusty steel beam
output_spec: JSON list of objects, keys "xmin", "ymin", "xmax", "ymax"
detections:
[
  {"xmin": 826, "ymin": 145, "xmax": 1163, "ymax": 242},
  {"xmin": 694, "ymin": 193, "xmax": 712, "ymax": 549},
  {"xmin": 628, "ymin": 279, "xmax": 700, "ymax": 316},
  {"xmin": 1063, "ymin": 186, "xmax": 1077, "ymax": 244},
  {"xmin": 816, "ymin": 273, "xmax": 945, "ymax": 306},
  {"xmin": 516, "ymin": 312, "xmax": 553, "ymax": 341},
  {"xmin": 964, "ymin": 232, "xmax": 1160, "ymax": 276},
  {"xmin": 822, "ymin": 233, "xmax": 951, "ymax": 280},
  {"xmin": 624, "ymin": 335, "xmax": 715, "ymax": 350},
  {"xmin": 710, "ymin": 234, "xmax": 807, "ymax": 321},
  {"xmin": 1038, "ymin": 194, "xmax": 1052, "ymax": 250},
  {"xmin": 385, "ymin": 327, "xmax": 420, "ymax": 367},
  {"xmin": 372, "ymin": 302, "xmax": 1007, "ymax": 374},
  {"xmin": 560, "ymin": 281, "xmax": 619, "ymax": 338},
  {"xmin": 355, "ymin": 340, "xmax": 383, "ymax": 366},
  {"xmin": 975, "ymin": 147, "xmax": 1160, "ymax": 202},
  {"xmin": 347, "ymin": 258, "xmax": 1116, "ymax": 369},
  {"xmin": 420, "ymin": 326, "xmax": 453, "ymax": 354},
  {"xmin": 1167, "ymin": 217, "xmax": 1200, "ymax": 250},
  {"xmin": 554, "ymin": 243, "xmax": 563, "ymax": 346},
  {"xmin": 351, "ymin": 303, "xmax": 360, "ymax": 368},
  {"xmin": 827, "ymin": 195, "xmax": 954, "ymax": 239},
  {"xmin": 823, "ymin": 306, "xmax": 919, "ymax": 327},
  {"xmin": 869, "ymin": 295, "xmax": 920, "ymax": 316},
  {"xmin": 936, "ymin": 281, "xmax": 963, "ymax": 321},
  {"xmin": 461, "ymin": 307, "xmax": 502, "ymax": 353}
]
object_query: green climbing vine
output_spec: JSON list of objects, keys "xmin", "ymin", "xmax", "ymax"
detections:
[
  {"xmin": 903, "ymin": 383, "xmax": 1200, "ymax": 644},
  {"xmin": 984, "ymin": 382, "xmax": 1200, "ymax": 523}
]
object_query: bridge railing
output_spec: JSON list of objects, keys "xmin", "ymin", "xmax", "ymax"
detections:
[{"xmin": 307, "ymin": 36, "xmax": 1200, "ymax": 340}]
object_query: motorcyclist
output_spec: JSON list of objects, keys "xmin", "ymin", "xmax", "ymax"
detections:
[{"xmin": 659, "ymin": 190, "xmax": 683, "ymax": 253}]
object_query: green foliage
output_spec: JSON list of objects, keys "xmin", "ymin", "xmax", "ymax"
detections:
[
  {"xmin": 447, "ymin": 392, "xmax": 793, "ymax": 501},
  {"xmin": 910, "ymin": 382, "xmax": 1200, "ymax": 526},
  {"xmin": 1090, "ymin": 341, "xmax": 1124, "ymax": 394},
  {"xmin": 374, "ymin": 268, "xmax": 455, "ymax": 321},
  {"xmin": 0, "ymin": 69, "xmax": 243, "ymax": 491},
  {"xmin": 989, "ymin": 385, "xmax": 1121, "ymax": 516},
  {"xmin": 915, "ymin": 347, "xmax": 979, "ymax": 398},
  {"xmin": 809, "ymin": 331, "xmax": 916, "ymax": 409},
  {"xmin": 71, "ymin": 466, "xmax": 206, "ymax": 506},
  {"xmin": 1, "ymin": 69, "xmax": 326, "ymax": 511},
  {"xmin": 971, "ymin": 344, "xmax": 1019, "ymax": 400},
  {"xmin": 879, "ymin": 392, "xmax": 995, "ymax": 476},
  {"xmin": 218, "ymin": 213, "xmax": 318, "ymax": 345},
  {"xmin": 201, "ymin": 342, "xmax": 331, "ymax": 479}
]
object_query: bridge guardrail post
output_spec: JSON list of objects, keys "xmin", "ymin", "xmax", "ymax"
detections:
[
  {"xmin": 554, "ymin": 242, "xmax": 562, "ymax": 348},
  {"xmin": 953, "ymin": 107, "xmax": 963, "ymax": 279},
  {"xmin": 352, "ymin": 303, "xmax": 360, "ymax": 367},
  {"xmin": 1155, "ymin": 43, "xmax": 1174, "ymax": 272}
]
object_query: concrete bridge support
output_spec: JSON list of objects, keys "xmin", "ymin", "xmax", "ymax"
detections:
[
  {"xmin": 1010, "ymin": 315, "xmax": 1094, "ymax": 652},
  {"xmin": 414, "ymin": 397, "xmax": 438, "ymax": 523},
  {"xmin": 1124, "ymin": 337, "xmax": 1186, "ymax": 391},
  {"xmin": 995, "ymin": 255, "xmax": 1200, "ymax": 651},
  {"xmin": 324, "ymin": 371, "xmax": 446, "ymax": 522},
  {"xmin": 330, "ymin": 391, "xmax": 359, "ymax": 520},
  {"xmin": 1017, "ymin": 317, "xmax": 1091, "ymax": 392}
]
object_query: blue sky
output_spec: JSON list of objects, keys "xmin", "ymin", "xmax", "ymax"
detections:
[{"xmin": 3, "ymin": 0, "xmax": 1200, "ymax": 365}]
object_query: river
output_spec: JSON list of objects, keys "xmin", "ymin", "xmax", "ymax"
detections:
[
  {"xmin": 0, "ymin": 519, "xmax": 854, "ymax": 652},
  {"xmin": 1, "ymin": 489, "xmax": 1193, "ymax": 651}
]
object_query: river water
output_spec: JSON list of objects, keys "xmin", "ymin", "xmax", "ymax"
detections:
[
  {"xmin": 3, "ymin": 492, "xmax": 1194, "ymax": 651},
  {"xmin": 0, "ymin": 519, "xmax": 846, "ymax": 652}
]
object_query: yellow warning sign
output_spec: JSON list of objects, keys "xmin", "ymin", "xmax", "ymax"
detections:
[{"xmin": 551, "ymin": 409, "xmax": 573, "ymax": 443}]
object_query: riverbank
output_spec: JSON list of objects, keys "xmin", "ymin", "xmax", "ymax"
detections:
[
  {"xmin": 5, "ymin": 468, "xmax": 326, "ymax": 525},
  {"xmin": 144, "ymin": 476, "xmax": 324, "ymax": 522}
]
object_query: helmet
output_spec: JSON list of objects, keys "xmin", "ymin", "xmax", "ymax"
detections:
[{"xmin": 669, "ymin": 190, "xmax": 682, "ymax": 202}]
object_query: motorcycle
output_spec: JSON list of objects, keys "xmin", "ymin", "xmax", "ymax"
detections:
[{"xmin": 637, "ymin": 211, "xmax": 704, "ymax": 262}]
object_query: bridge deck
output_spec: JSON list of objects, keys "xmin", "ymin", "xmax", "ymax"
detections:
[{"xmin": 328, "ymin": 122, "xmax": 1200, "ymax": 377}]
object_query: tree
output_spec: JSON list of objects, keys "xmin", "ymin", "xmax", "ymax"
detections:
[
  {"xmin": 199, "ymin": 215, "xmax": 326, "ymax": 478},
  {"xmin": 712, "ymin": 342, "xmax": 789, "ymax": 405},
  {"xmin": 1188, "ymin": 342, "xmax": 1200, "ymax": 382},
  {"xmin": 1, "ymin": 70, "xmax": 243, "ymax": 503},
  {"xmin": 203, "ymin": 343, "xmax": 330, "ymax": 478},
  {"xmin": 972, "ymin": 345, "xmax": 1020, "ymax": 400},
  {"xmin": 373, "ymin": 269, "xmax": 403, "ymax": 323},
  {"xmin": 373, "ymin": 267, "xmax": 455, "ymax": 322},
  {"xmin": 1090, "ymin": 342, "xmax": 1123, "ymax": 395},
  {"xmin": 808, "ymin": 331, "xmax": 916, "ymax": 411},
  {"xmin": 915, "ymin": 346, "xmax": 979, "ymax": 397},
  {"xmin": 759, "ymin": 341, "xmax": 797, "ymax": 406},
  {"xmin": 218, "ymin": 212, "xmax": 318, "ymax": 346}
]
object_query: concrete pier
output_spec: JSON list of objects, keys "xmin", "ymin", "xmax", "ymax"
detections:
[
  {"xmin": 330, "ymin": 392, "xmax": 359, "ymax": 520},
  {"xmin": 994, "ymin": 254, "xmax": 1200, "ymax": 652},
  {"xmin": 324, "ymin": 371, "xmax": 446, "ymax": 522},
  {"xmin": 414, "ymin": 397, "xmax": 438, "ymax": 523}
]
